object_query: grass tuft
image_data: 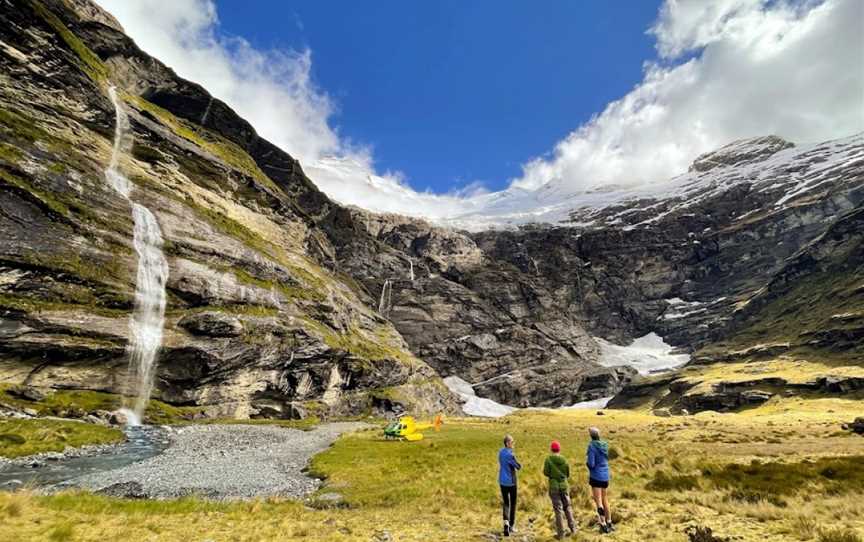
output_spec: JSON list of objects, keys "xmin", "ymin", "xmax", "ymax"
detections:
[
  {"xmin": 47, "ymin": 523, "xmax": 75, "ymax": 542},
  {"xmin": 818, "ymin": 528, "xmax": 862, "ymax": 542},
  {"xmin": 646, "ymin": 471, "xmax": 700, "ymax": 492}
]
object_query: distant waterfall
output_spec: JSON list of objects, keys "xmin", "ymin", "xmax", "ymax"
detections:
[
  {"xmin": 107, "ymin": 87, "xmax": 169, "ymax": 424},
  {"xmin": 199, "ymin": 96, "xmax": 213, "ymax": 127},
  {"xmin": 408, "ymin": 259, "xmax": 415, "ymax": 282},
  {"xmin": 378, "ymin": 279, "xmax": 392, "ymax": 316}
]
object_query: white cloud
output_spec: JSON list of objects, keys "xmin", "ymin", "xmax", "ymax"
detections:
[
  {"xmin": 95, "ymin": 0, "xmax": 337, "ymax": 164},
  {"xmin": 96, "ymin": 0, "xmax": 863, "ymax": 228},
  {"xmin": 511, "ymin": 0, "xmax": 863, "ymax": 193}
]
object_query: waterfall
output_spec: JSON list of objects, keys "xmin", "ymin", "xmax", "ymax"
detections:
[
  {"xmin": 106, "ymin": 87, "xmax": 169, "ymax": 424},
  {"xmin": 378, "ymin": 279, "xmax": 392, "ymax": 316},
  {"xmin": 199, "ymin": 96, "xmax": 213, "ymax": 127},
  {"xmin": 408, "ymin": 259, "xmax": 415, "ymax": 282}
]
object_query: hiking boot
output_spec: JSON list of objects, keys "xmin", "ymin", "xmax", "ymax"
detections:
[
  {"xmin": 599, "ymin": 523, "xmax": 610, "ymax": 534},
  {"xmin": 607, "ymin": 522, "xmax": 616, "ymax": 532},
  {"xmin": 503, "ymin": 522, "xmax": 510, "ymax": 537},
  {"xmin": 509, "ymin": 525, "xmax": 517, "ymax": 534}
]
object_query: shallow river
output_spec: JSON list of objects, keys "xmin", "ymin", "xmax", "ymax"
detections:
[{"xmin": 0, "ymin": 426, "xmax": 167, "ymax": 489}]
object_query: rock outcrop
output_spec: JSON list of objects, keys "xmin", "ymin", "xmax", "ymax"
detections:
[
  {"xmin": 0, "ymin": 0, "xmax": 861, "ymax": 417},
  {"xmin": 0, "ymin": 0, "xmax": 456, "ymax": 419},
  {"xmin": 332, "ymin": 208, "xmax": 632, "ymax": 406}
]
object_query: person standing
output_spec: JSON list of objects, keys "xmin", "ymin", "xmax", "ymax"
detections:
[
  {"xmin": 543, "ymin": 440, "xmax": 577, "ymax": 539},
  {"xmin": 498, "ymin": 434, "xmax": 522, "ymax": 536},
  {"xmin": 586, "ymin": 427, "xmax": 613, "ymax": 533}
]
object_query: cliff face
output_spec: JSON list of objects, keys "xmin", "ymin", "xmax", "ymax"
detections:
[
  {"xmin": 0, "ymin": 0, "xmax": 455, "ymax": 420},
  {"xmin": 607, "ymin": 206, "xmax": 864, "ymax": 413},
  {"xmin": 327, "ymin": 208, "xmax": 633, "ymax": 407},
  {"xmin": 0, "ymin": 0, "xmax": 861, "ymax": 419}
]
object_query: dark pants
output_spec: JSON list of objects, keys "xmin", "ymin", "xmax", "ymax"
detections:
[
  {"xmin": 500, "ymin": 484, "xmax": 517, "ymax": 527},
  {"xmin": 549, "ymin": 488, "xmax": 576, "ymax": 538}
]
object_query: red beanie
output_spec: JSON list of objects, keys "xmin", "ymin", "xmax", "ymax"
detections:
[{"xmin": 550, "ymin": 440, "xmax": 561, "ymax": 453}]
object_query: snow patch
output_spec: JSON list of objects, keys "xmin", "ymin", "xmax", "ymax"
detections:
[
  {"xmin": 565, "ymin": 396, "xmax": 614, "ymax": 410},
  {"xmin": 443, "ymin": 376, "xmax": 516, "ymax": 418},
  {"xmin": 594, "ymin": 333, "xmax": 690, "ymax": 376}
]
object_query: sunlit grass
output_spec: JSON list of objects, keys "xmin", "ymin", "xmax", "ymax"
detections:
[
  {"xmin": 0, "ymin": 418, "xmax": 123, "ymax": 458},
  {"xmin": 1, "ymin": 399, "xmax": 862, "ymax": 540}
]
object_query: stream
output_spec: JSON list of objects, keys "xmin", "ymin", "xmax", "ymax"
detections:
[{"xmin": 0, "ymin": 425, "xmax": 168, "ymax": 490}]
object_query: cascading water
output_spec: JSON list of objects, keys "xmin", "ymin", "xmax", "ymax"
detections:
[
  {"xmin": 378, "ymin": 279, "xmax": 392, "ymax": 316},
  {"xmin": 408, "ymin": 259, "xmax": 415, "ymax": 282},
  {"xmin": 106, "ymin": 87, "xmax": 169, "ymax": 424}
]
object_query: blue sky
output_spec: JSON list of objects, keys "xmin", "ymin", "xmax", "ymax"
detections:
[
  {"xmin": 100, "ymin": 0, "xmax": 862, "ymax": 223},
  {"xmin": 214, "ymin": 1, "xmax": 661, "ymax": 193}
]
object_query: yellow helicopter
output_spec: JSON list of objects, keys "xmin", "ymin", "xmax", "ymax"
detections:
[{"xmin": 383, "ymin": 414, "xmax": 443, "ymax": 441}]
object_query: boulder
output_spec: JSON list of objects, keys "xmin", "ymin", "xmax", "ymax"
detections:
[
  {"xmin": 108, "ymin": 410, "xmax": 129, "ymax": 426},
  {"xmin": 653, "ymin": 408, "xmax": 672, "ymax": 417},
  {"xmin": 287, "ymin": 402, "xmax": 308, "ymax": 420},
  {"xmin": 96, "ymin": 481, "xmax": 147, "ymax": 499},
  {"xmin": 843, "ymin": 417, "xmax": 864, "ymax": 435},
  {"xmin": 7, "ymin": 386, "xmax": 46, "ymax": 402}
]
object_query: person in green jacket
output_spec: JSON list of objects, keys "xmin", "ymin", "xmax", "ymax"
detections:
[{"xmin": 543, "ymin": 440, "xmax": 577, "ymax": 539}]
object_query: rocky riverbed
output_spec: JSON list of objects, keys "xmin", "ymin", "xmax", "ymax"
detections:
[{"xmin": 58, "ymin": 422, "xmax": 367, "ymax": 500}]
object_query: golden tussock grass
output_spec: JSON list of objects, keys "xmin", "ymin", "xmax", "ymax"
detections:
[{"xmin": 1, "ymin": 397, "xmax": 863, "ymax": 541}]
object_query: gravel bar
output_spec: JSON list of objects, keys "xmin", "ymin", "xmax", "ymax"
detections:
[{"xmin": 63, "ymin": 422, "xmax": 366, "ymax": 500}]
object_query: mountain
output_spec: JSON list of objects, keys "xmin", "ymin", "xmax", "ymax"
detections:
[
  {"xmin": 0, "ymin": 0, "xmax": 861, "ymax": 421},
  {"xmin": 0, "ymin": 0, "xmax": 456, "ymax": 420}
]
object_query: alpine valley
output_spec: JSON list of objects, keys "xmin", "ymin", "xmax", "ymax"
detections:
[{"xmin": 1, "ymin": 0, "xmax": 862, "ymax": 424}]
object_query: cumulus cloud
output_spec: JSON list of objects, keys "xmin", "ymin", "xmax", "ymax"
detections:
[
  {"xmin": 96, "ymin": 0, "xmax": 337, "ymax": 164},
  {"xmin": 96, "ymin": 0, "xmax": 862, "ymax": 227},
  {"xmin": 512, "ymin": 0, "xmax": 863, "ymax": 193}
]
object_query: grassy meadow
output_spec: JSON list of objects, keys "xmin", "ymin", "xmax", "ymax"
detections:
[
  {"xmin": 0, "ymin": 418, "xmax": 123, "ymax": 458},
  {"xmin": 1, "ymin": 397, "xmax": 863, "ymax": 541}
]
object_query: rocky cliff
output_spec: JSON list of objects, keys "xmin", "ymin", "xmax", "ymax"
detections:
[
  {"xmin": 0, "ymin": 0, "xmax": 455, "ymax": 420},
  {"xmin": 0, "ymin": 0, "xmax": 861, "ymax": 420}
]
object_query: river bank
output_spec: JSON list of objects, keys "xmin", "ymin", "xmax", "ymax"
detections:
[{"xmin": 59, "ymin": 422, "xmax": 367, "ymax": 500}]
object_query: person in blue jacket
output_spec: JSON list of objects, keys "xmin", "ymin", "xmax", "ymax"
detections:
[
  {"xmin": 586, "ymin": 426, "xmax": 613, "ymax": 533},
  {"xmin": 498, "ymin": 434, "xmax": 522, "ymax": 536}
]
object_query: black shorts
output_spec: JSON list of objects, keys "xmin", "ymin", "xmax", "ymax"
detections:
[{"xmin": 589, "ymin": 478, "xmax": 609, "ymax": 489}]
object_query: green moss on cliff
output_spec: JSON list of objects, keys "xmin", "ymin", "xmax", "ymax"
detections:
[
  {"xmin": 0, "ymin": 294, "xmax": 109, "ymax": 318},
  {"xmin": 28, "ymin": 0, "xmax": 108, "ymax": 83},
  {"xmin": 0, "ymin": 169, "xmax": 71, "ymax": 218},
  {"xmin": 48, "ymin": 162, "xmax": 68, "ymax": 174},
  {"xmin": 233, "ymin": 268, "xmax": 319, "ymax": 302},
  {"xmin": 702, "ymin": 266, "xmax": 864, "ymax": 361},
  {"xmin": 0, "ymin": 107, "xmax": 52, "ymax": 144},
  {"xmin": 181, "ymin": 196, "xmax": 274, "ymax": 256},
  {"xmin": 0, "ymin": 143, "xmax": 23, "ymax": 163},
  {"xmin": 126, "ymin": 95, "xmax": 281, "ymax": 195},
  {"xmin": 19, "ymin": 249, "xmax": 128, "ymax": 289},
  {"xmin": 298, "ymin": 317, "xmax": 417, "ymax": 365},
  {"xmin": 172, "ymin": 304, "xmax": 280, "ymax": 318}
]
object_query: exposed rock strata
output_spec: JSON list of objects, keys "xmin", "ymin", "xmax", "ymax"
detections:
[{"xmin": 0, "ymin": 0, "xmax": 861, "ymax": 416}]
